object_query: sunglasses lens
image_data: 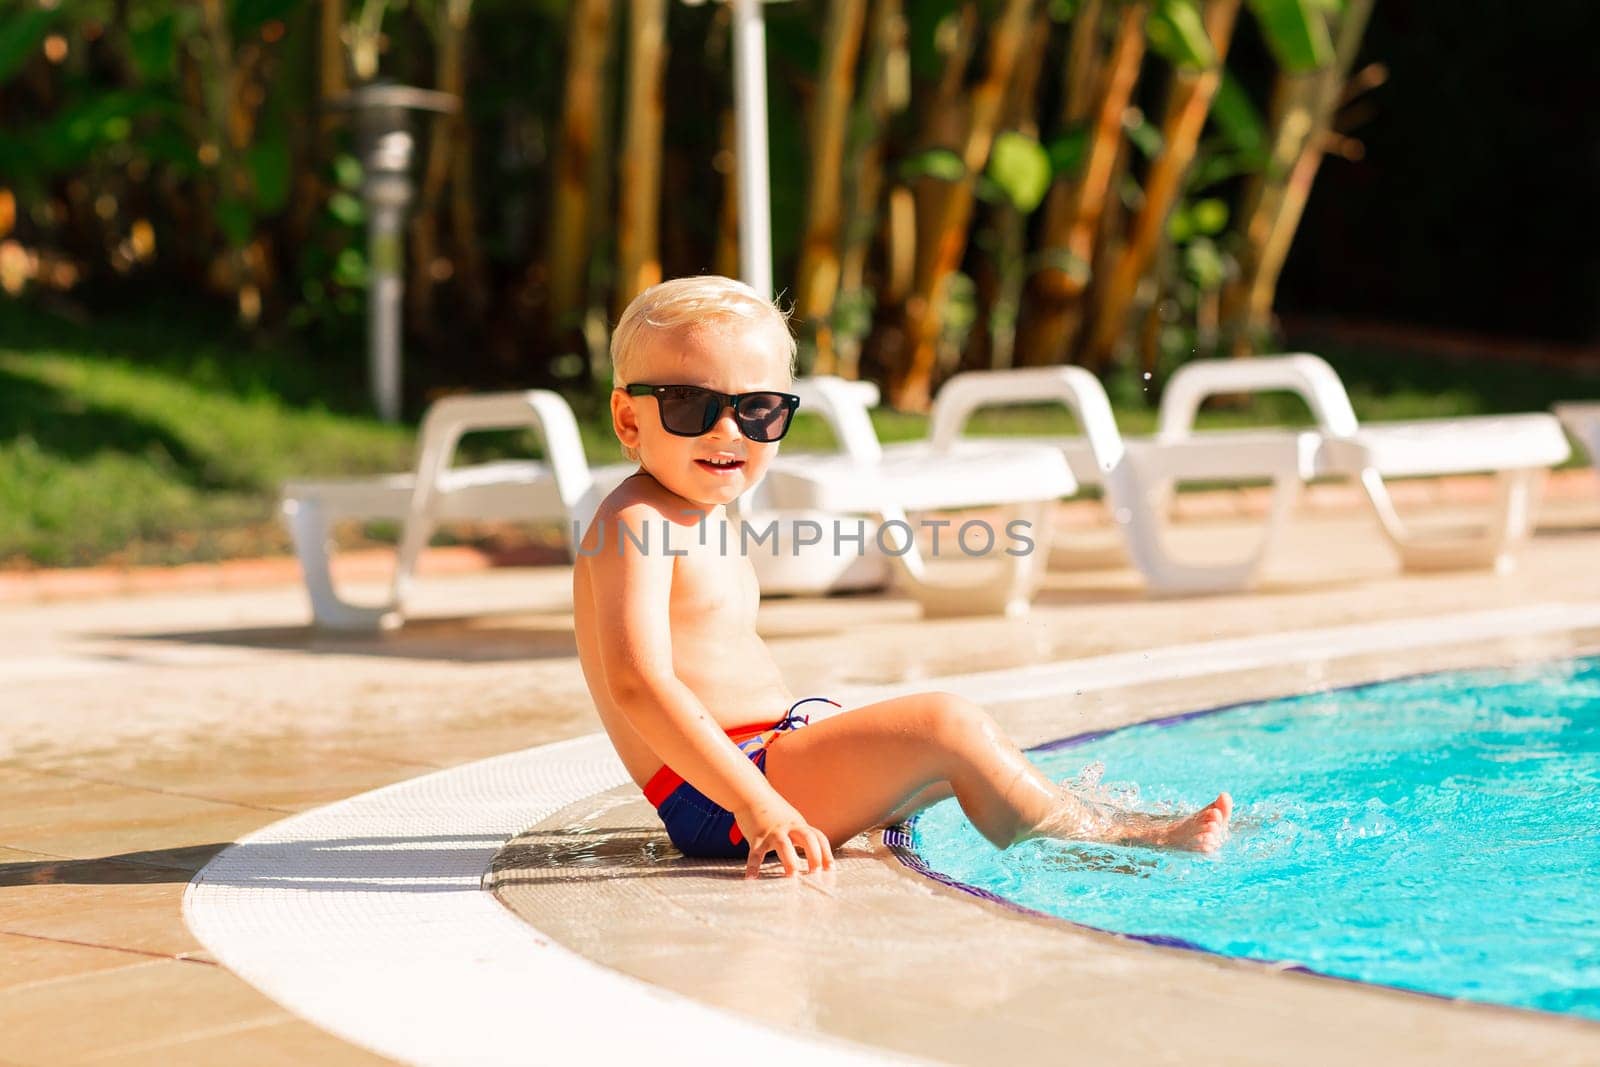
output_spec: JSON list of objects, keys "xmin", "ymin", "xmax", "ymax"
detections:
[
  {"xmin": 736, "ymin": 393, "xmax": 793, "ymax": 442},
  {"xmin": 657, "ymin": 386, "xmax": 718, "ymax": 436}
]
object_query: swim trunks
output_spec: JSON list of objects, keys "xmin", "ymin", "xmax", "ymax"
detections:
[{"xmin": 645, "ymin": 697, "xmax": 838, "ymax": 859}]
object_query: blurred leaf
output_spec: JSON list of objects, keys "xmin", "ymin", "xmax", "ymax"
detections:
[
  {"xmin": 328, "ymin": 191, "xmax": 365, "ymax": 226},
  {"xmin": 899, "ymin": 146, "xmax": 966, "ymax": 183},
  {"xmin": 1188, "ymin": 146, "xmax": 1259, "ymax": 189},
  {"xmin": 1183, "ymin": 236, "xmax": 1227, "ymax": 289},
  {"xmin": 1247, "ymin": 0, "xmax": 1333, "ymax": 72},
  {"xmin": 215, "ymin": 198, "xmax": 253, "ymax": 247},
  {"xmin": 1190, "ymin": 197, "xmax": 1229, "ymax": 234},
  {"xmin": 906, "ymin": 0, "xmax": 967, "ymax": 79},
  {"xmin": 939, "ymin": 270, "xmax": 977, "ymax": 334},
  {"xmin": 334, "ymin": 246, "xmax": 369, "ymax": 287},
  {"xmin": 129, "ymin": 12, "xmax": 179, "ymax": 82},
  {"xmin": 333, "ymin": 153, "xmax": 365, "ymax": 190},
  {"xmin": 1046, "ymin": 126, "xmax": 1089, "ymax": 176},
  {"xmin": 35, "ymin": 91, "xmax": 180, "ymax": 171},
  {"xmin": 1047, "ymin": 0, "xmax": 1083, "ymax": 22},
  {"xmin": 1147, "ymin": 0, "xmax": 1217, "ymax": 70},
  {"xmin": 141, "ymin": 126, "xmax": 198, "ymax": 173},
  {"xmin": 1027, "ymin": 246, "xmax": 1092, "ymax": 288},
  {"xmin": 231, "ymin": 0, "xmax": 306, "ymax": 37},
  {"xmin": 1210, "ymin": 71, "xmax": 1266, "ymax": 157},
  {"xmin": 986, "ymin": 131, "xmax": 1053, "ymax": 213},
  {"xmin": 1168, "ymin": 206, "xmax": 1194, "ymax": 242},
  {"xmin": 0, "ymin": 9, "xmax": 56, "ymax": 85},
  {"xmin": 247, "ymin": 130, "xmax": 291, "ymax": 215},
  {"xmin": 1124, "ymin": 111, "xmax": 1164, "ymax": 159}
]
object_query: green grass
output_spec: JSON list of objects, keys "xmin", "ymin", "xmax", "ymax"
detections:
[{"xmin": 2, "ymin": 296, "xmax": 1595, "ymax": 568}]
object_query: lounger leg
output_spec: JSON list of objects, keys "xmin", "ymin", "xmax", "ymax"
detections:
[
  {"xmin": 1359, "ymin": 467, "xmax": 1544, "ymax": 573},
  {"xmin": 1111, "ymin": 465, "xmax": 1300, "ymax": 595},
  {"xmin": 282, "ymin": 497, "xmax": 396, "ymax": 630},
  {"xmin": 880, "ymin": 500, "xmax": 1054, "ymax": 618}
]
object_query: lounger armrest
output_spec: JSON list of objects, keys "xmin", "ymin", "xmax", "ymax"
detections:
[
  {"xmin": 927, "ymin": 367, "xmax": 1126, "ymax": 473},
  {"xmin": 791, "ymin": 376, "xmax": 884, "ymax": 462},
  {"xmin": 413, "ymin": 391, "xmax": 593, "ymax": 514},
  {"xmin": 1157, "ymin": 354, "xmax": 1360, "ymax": 440}
]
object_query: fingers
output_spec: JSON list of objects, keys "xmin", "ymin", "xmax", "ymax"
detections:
[
  {"xmin": 803, "ymin": 827, "xmax": 836, "ymax": 873},
  {"xmin": 745, "ymin": 826, "xmax": 837, "ymax": 878},
  {"xmin": 744, "ymin": 832, "xmax": 800, "ymax": 879},
  {"xmin": 744, "ymin": 838, "xmax": 765, "ymax": 879}
]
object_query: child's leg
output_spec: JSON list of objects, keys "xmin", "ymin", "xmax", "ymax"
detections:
[{"xmin": 762, "ymin": 692, "xmax": 1230, "ymax": 852}]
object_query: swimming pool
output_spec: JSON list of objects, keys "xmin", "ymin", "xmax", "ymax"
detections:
[{"xmin": 894, "ymin": 655, "xmax": 1600, "ymax": 1021}]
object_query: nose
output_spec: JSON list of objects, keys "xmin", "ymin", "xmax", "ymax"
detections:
[{"xmin": 707, "ymin": 402, "xmax": 742, "ymax": 440}]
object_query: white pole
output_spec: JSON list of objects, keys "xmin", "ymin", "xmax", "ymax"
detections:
[{"xmin": 729, "ymin": 0, "xmax": 773, "ymax": 299}]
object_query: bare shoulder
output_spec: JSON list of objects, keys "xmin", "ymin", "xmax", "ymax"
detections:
[
  {"xmin": 589, "ymin": 474, "xmax": 675, "ymax": 536},
  {"xmin": 580, "ymin": 475, "xmax": 684, "ymax": 574}
]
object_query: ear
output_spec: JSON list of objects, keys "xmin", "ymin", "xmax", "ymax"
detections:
[{"xmin": 611, "ymin": 388, "xmax": 641, "ymax": 452}]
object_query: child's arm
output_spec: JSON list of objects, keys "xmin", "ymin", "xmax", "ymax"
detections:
[{"xmin": 589, "ymin": 502, "xmax": 832, "ymax": 877}]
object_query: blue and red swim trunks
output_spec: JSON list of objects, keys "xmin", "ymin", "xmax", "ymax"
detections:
[{"xmin": 644, "ymin": 697, "xmax": 838, "ymax": 859}]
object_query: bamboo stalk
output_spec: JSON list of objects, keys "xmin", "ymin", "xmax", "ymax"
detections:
[
  {"xmin": 1222, "ymin": 0, "xmax": 1374, "ymax": 356},
  {"xmin": 1083, "ymin": 0, "xmax": 1241, "ymax": 370},
  {"xmin": 408, "ymin": 0, "xmax": 471, "ymax": 333},
  {"xmin": 545, "ymin": 0, "xmax": 612, "ymax": 334},
  {"xmin": 715, "ymin": 109, "xmax": 742, "ymax": 280},
  {"xmin": 449, "ymin": 102, "xmax": 487, "ymax": 322},
  {"xmin": 616, "ymin": 0, "xmax": 668, "ymax": 316},
  {"xmin": 831, "ymin": 0, "xmax": 905, "ymax": 378},
  {"xmin": 892, "ymin": 0, "xmax": 1037, "ymax": 410},
  {"xmin": 795, "ymin": 0, "xmax": 868, "ymax": 373},
  {"xmin": 1014, "ymin": 1, "xmax": 1146, "ymax": 367},
  {"xmin": 976, "ymin": 6, "xmax": 1054, "ymax": 372}
]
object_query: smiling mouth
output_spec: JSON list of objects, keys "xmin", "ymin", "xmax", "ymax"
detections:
[{"xmin": 696, "ymin": 457, "xmax": 745, "ymax": 474}]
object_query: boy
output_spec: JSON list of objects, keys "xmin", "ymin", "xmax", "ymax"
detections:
[{"xmin": 573, "ymin": 276, "xmax": 1231, "ymax": 878}]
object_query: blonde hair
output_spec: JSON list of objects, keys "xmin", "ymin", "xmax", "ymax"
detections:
[
  {"xmin": 611, "ymin": 275, "xmax": 796, "ymax": 388},
  {"xmin": 610, "ymin": 275, "xmax": 796, "ymax": 461}
]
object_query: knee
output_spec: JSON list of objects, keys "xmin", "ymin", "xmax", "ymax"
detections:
[{"xmin": 921, "ymin": 692, "xmax": 1000, "ymax": 751}]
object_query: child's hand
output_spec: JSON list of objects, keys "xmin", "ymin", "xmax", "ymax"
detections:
[{"xmin": 736, "ymin": 798, "xmax": 835, "ymax": 879}]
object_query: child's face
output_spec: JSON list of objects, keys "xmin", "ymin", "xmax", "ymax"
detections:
[{"xmin": 612, "ymin": 318, "xmax": 792, "ymax": 508}]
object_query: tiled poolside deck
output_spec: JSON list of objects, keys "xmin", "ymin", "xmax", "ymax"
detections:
[{"xmin": 2, "ymin": 478, "xmax": 1598, "ymax": 1064}]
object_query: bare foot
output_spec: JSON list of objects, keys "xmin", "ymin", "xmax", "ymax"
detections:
[
  {"xmin": 1033, "ymin": 791, "xmax": 1233, "ymax": 854},
  {"xmin": 1122, "ymin": 792, "xmax": 1233, "ymax": 853}
]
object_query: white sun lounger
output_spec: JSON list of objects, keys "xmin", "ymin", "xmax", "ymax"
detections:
[
  {"xmin": 281, "ymin": 392, "xmax": 634, "ymax": 630},
  {"xmin": 930, "ymin": 354, "xmax": 1570, "ymax": 585},
  {"xmin": 752, "ymin": 377, "xmax": 1077, "ymax": 618},
  {"xmin": 1554, "ymin": 402, "xmax": 1600, "ymax": 472},
  {"xmin": 1157, "ymin": 355, "xmax": 1569, "ymax": 572},
  {"xmin": 927, "ymin": 367, "xmax": 1310, "ymax": 593}
]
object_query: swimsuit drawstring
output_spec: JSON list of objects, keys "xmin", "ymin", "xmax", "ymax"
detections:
[{"xmin": 775, "ymin": 696, "xmax": 841, "ymax": 732}]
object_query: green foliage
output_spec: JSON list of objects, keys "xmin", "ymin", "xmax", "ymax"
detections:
[
  {"xmin": 985, "ymin": 132, "xmax": 1053, "ymax": 213},
  {"xmin": 1123, "ymin": 108, "xmax": 1164, "ymax": 160},
  {"xmin": 0, "ymin": 8, "xmax": 57, "ymax": 83},
  {"xmin": 0, "ymin": 300, "xmax": 407, "ymax": 566},
  {"xmin": 230, "ymin": 0, "xmax": 306, "ymax": 38},
  {"xmin": 1045, "ymin": 125, "xmax": 1089, "ymax": 178},
  {"xmin": 1210, "ymin": 71, "xmax": 1268, "ymax": 160},
  {"xmin": 1247, "ymin": 0, "xmax": 1335, "ymax": 71},
  {"xmin": 1147, "ymin": 0, "xmax": 1217, "ymax": 70},
  {"xmin": 900, "ymin": 146, "xmax": 967, "ymax": 183},
  {"xmin": 128, "ymin": 10, "xmax": 183, "ymax": 81},
  {"xmin": 1168, "ymin": 197, "xmax": 1229, "ymax": 241}
]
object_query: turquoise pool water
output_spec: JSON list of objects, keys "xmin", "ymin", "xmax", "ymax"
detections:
[{"xmin": 902, "ymin": 656, "xmax": 1600, "ymax": 1020}]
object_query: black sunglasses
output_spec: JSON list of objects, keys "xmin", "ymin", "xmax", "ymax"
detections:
[{"xmin": 624, "ymin": 383, "xmax": 801, "ymax": 443}]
